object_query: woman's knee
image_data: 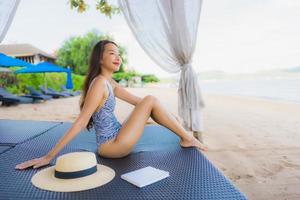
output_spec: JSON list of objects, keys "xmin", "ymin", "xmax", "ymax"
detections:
[{"xmin": 141, "ymin": 95, "xmax": 158, "ymax": 106}]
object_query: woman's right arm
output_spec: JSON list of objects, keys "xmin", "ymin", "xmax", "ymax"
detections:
[{"xmin": 15, "ymin": 77, "xmax": 106, "ymax": 170}]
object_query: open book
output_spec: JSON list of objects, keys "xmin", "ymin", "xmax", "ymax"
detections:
[{"xmin": 121, "ymin": 166, "xmax": 170, "ymax": 188}]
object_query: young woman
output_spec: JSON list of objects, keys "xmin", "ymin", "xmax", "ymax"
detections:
[{"xmin": 15, "ymin": 40, "xmax": 207, "ymax": 170}]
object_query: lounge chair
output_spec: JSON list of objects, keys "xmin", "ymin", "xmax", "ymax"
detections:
[
  {"xmin": 60, "ymin": 85, "xmax": 81, "ymax": 96},
  {"xmin": 25, "ymin": 86, "xmax": 52, "ymax": 101},
  {"xmin": 39, "ymin": 86, "xmax": 68, "ymax": 98},
  {"xmin": 47, "ymin": 87, "xmax": 71, "ymax": 97},
  {"xmin": 0, "ymin": 96, "xmax": 19, "ymax": 106},
  {"xmin": 24, "ymin": 86, "xmax": 52, "ymax": 101},
  {"xmin": 0, "ymin": 88, "xmax": 34, "ymax": 106}
]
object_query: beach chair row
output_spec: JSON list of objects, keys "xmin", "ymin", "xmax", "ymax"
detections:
[{"xmin": 0, "ymin": 86, "xmax": 81, "ymax": 106}]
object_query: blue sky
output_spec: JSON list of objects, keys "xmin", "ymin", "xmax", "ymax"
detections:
[{"xmin": 3, "ymin": 0, "xmax": 300, "ymax": 77}]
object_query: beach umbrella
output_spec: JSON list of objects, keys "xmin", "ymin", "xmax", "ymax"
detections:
[
  {"xmin": 15, "ymin": 62, "xmax": 73, "ymax": 89},
  {"xmin": 0, "ymin": 53, "xmax": 34, "ymax": 68}
]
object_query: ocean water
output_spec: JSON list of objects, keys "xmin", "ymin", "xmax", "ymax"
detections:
[{"xmin": 199, "ymin": 78, "xmax": 300, "ymax": 103}]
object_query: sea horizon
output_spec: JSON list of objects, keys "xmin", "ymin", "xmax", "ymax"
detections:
[{"xmin": 157, "ymin": 76, "xmax": 300, "ymax": 103}]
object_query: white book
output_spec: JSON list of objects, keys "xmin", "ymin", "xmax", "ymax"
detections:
[{"xmin": 121, "ymin": 166, "xmax": 170, "ymax": 188}]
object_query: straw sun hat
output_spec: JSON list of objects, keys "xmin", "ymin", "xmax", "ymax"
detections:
[{"xmin": 31, "ymin": 152, "xmax": 115, "ymax": 192}]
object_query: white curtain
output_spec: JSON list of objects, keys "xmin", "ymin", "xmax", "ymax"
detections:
[
  {"xmin": 118, "ymin": 0, "xmax": 205, "ymax": 132},
  {"xmin": 0, "ymin": 0, "xmax": 20, "ymax": 42}
]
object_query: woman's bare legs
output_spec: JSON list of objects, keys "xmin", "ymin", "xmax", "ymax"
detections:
[{"xmin": 99, "ymin": 95, "xmax": 207, "ymax": 158}]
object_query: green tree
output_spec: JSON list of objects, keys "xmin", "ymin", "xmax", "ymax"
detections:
[
  {"xmin": 69, "ymin": 0, "xmax": 120, "ymax": 18},
  {"xmin": 55, "ymin": 30, "xmax": 127, "ymax": 75},
  {"xmin": 141, "ymin": 74, "xmax": 160, "ymax": 83},
  {"xmin": 112, "ymin": 70, "xmax": 142, "ymax": 82}
]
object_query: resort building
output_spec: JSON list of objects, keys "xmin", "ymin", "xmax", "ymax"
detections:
[{"xmin": 0, "ymin": 43, "xmax": 56, "ymax": 64}]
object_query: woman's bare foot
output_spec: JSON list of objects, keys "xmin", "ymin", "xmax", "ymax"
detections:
[{"xmin": 180, "ymin": 136, "xmax": 208, "ymax": 151}]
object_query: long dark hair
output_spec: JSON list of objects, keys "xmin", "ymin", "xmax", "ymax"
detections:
[{"xmin": 80, "ymin": 40, "xmax": 118, "ymax": 130}]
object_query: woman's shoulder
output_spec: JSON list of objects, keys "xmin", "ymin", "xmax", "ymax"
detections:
[
  {"xmin": 89, "ymin": 76, "xmax": 107, "ymax": 91},
  {"xmin": 108, "ymin": 78, "xmax": 118, "ymax": 90}
]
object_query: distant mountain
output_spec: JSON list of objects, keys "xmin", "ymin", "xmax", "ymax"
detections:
[
  {"xmin": 197, "ymin": 67, "xmax": 300, "ymax": 80},
  {"xmin": 284, "ymin": 66, "xmax": 300, "ymax": 73},
  {"xmin": 198, "ymin": 70, "xmax": 226, "ymax": 79}
]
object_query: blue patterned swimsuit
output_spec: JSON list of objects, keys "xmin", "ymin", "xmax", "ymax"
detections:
[{"xmin": 92, "ymin": 80, "xmax": 122, "ymax": 146}]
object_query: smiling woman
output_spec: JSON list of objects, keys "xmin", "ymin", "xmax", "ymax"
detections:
[{"xmin": 15, "ymin": 39, "xmax": 207, "ymax": 170}]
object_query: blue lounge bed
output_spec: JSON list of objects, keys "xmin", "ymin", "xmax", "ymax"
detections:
[
  {"xmin": 0, "ymin": 96, "xmax": 19, "ymax": 105},
  {"xmin": 0, "ymin": 121, "xmax": 247, "ymax": 199},
  {"xmin": 0, "ymin": 145, "xmax": 11, "ymax": 154},
  {"xmin": 0, "ymin": 88, "xmax": 34, "ymax": 105},
  {"xmin": 61, "ymin": 85, "xmax": 81, "ymax": 96},
  {"xmin": 47, "ymin": 87, "xmax": 71, "ymax": 97},
  {"xmin": 39, "ymin": 86, "xmax": 69, "ymax": 98},
  {"xmin": 0, "ymin": 119, "xmax": 60, "ymax": 145},
  {"xmin": 26, "ymin": 86, "xmax": 53, "ymax": 101}
]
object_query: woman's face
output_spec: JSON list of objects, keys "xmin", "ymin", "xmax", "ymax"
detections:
[{"xmin": 100, "ymin": 43, "xmax": 122, "ymax": 72}]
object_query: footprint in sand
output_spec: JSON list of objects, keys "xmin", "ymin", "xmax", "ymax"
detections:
[
  {"xmin": 230, "ymin": 173, "xmax": 254, "ymax": 181},
  {"xmin": 282, "ymin": 160, "xmax": 300, "ymax": 169},
  {"xmin": 281, "ymin": 156, "xmax": 300, "ymax": 169}
]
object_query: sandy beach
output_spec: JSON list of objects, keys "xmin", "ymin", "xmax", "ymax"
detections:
[{"xmin": 1, "ymin": 87, "xmax": 300, "ymax": 200}]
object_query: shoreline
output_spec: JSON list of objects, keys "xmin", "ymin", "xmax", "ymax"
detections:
[{"xmin": 205, "ymin": 92, "xmax": 300, "ymax": 105}]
